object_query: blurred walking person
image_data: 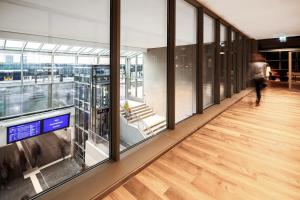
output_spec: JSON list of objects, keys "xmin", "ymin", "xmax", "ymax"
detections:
[
  {"xmin": 31, "ymin": 142, "xmax": 42, "ymax": 167},
  {"xmin": 19, "ymin": 150, "xmax": 27, "ymax": 172},
  {"xmin": 0, "ymin": 162, "xmax": 9, "ymax": 189},
  {"xmin": 249, "ymin": 53, "xmax": 267, "ymax": 105}
]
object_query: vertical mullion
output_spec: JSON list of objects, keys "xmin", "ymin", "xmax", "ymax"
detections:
[
  {"xmin": 110, "ymin": 0, "xmax": 120, "ymax": 161},
  {"xmin": 226, "ymin": 26, "xmax": 232, "ymax": 98},
  {"xmin": 214, "ymin": 19, "xmax": 220, "ymax": 104},
  {"xmin": 236, "ymin": 32, "xmax": 241, "ymax": 93},
  {"xmin": 167, "ymin": 0, "xmax": 176, "ymax": 129},
  {"xmin": 196, "ymin": 7, "xmax": 204, "ymax": 114}
]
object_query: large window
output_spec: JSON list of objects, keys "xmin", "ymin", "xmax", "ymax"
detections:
[
  {"xmin": 175, "ymin": 0, "xmax": 197, "ymax": 123},
  {"xmin": 203, "ymin": 14, "xmax": 215, "ymax": 108},
  {"xmin": 120, "ymin": 0, "xmax": 167, "ymax": 149},
  {"xmin": 0, "ymin": 0, "xmax": 110, "ymax": 199},
  {"xmin": 231, "ymin": 31, "xmax": 237, "ymax": 94},
  {"xmin": 220, "ymin": 23, "xmax": 227, "ymax": 100}
]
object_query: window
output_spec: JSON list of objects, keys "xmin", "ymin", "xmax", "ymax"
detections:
[
  {"xmin": 203, "ymin": 14, "xmax": 215, "ymax": 108},
  {"xmin": 53, "ymin": 55, "xmax": 76, "ymax": 83},
  {"xmin": 231, "ymin": 31, "xmax": 237, "ymax": 94},
  {"xmin": 220, "ymin": 23, "xmax": 227, "ymax": 100},
  {"xmin": 0, "ymin": 0, "xmax": 111, "ymax": 199},
  {"xmin": 120, "ymin": 0, "xmax": 167, "ymax": 150},
  {"xmin": 175, "ymin": 0, "xmax": 197, "ymax": 123}
]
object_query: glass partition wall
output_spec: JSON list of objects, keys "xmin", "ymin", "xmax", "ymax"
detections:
[
  {"xmin": 119, "ymin": 0, "xmax": 167, "ymax": 149},
  {"xmin": 220, "ymin": 24, "xmax": 227, "ymax": 100},
  {"xmin": 0, "ymin": 0, "xmax": 252, "ymax": 199},
  {"xmin": 203, "ymin": 14, "xmax": 215, "ymax": 108},
  {"xmin": 0, "ymin": 0, "xmax": 111, "ymax": 199},
  {"xmin": 231, "ymin": 31, "xmax": 237, "ymax": 94},
  {"xmin": 175, "ymin": 0, "xmax": 197, "ymax": 123}
]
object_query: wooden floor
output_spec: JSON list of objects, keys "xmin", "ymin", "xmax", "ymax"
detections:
[{"xmin": 103, "ymin": 87, "xmax": 300, "ymax": 200}]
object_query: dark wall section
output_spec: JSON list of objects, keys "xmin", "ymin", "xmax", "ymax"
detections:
[{"xmin": 258, "ymin": 36, "xmax": 300, "ymax": 50}]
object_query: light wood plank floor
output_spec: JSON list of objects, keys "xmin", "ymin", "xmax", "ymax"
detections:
[{"xmin": 103, "ymin": 87, "xmax": 300, "ymax": 200}]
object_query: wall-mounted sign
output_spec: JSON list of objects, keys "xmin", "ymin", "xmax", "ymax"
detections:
[
  {"xmin": 6, "ymin": 113, "xmax": 70, "ymax": 144},
  {"xmin": 43, "ymin": 114, "xmax": 70, "ymax": 133},
  {"xmin": 7, "ymin": 121, "xmax": 41, "ymax": 144}
]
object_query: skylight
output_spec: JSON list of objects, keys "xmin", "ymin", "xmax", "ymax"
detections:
[
  {"xmin": 41, "ymin": 43, "xmax": 56, "ymax": 51},
  {"xmin": 69, "ymin": 46, "xmax": 82, "ymax": 53},
  {"xmin": 57, "ymin": 45, "xmax": 70, "ymax": 52},
  {"xmin": 81, "ymin": 47, "xmax": 93, "ymax": 54},
  {"xmin": 91, "ymin": 48, "xmax": 104, "ymax": 54},
  {"xmin": 25, "ymin": 42, "xmax": 42, "ymax": 50},
  {"xmin": 5, "ymin": 40, "xmax": 25, "ymax": 49},
  {"xmin": 0, "ymin": 39, "xmax": 4, "ymax": 48}
]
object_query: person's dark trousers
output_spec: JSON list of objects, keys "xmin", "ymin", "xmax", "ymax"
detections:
[{"xmin": 254, "ymin": 78, "xmax": 265, "ymax": 102}]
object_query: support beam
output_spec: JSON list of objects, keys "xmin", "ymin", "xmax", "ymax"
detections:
[
  {"xmin": 214, "ymin": 19, "xmax": 221, "ymax": 104},
  {"xmin": 110, "ymin": 0, "xmax": 120, "ymax": 161},
  {"xmin": 167, "ymin": 0, "xmax": 176, "ymax": 129},
  {"xmin": 196, "ymin": 7, "xmax": 204, "ymax": 114}
]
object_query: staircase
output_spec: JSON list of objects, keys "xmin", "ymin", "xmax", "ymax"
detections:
[{"xmin": 120, "ymin": 101, "xmax": 167, "ymax": 137}]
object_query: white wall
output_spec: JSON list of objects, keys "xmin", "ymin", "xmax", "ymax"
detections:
[{"xmin": 143, "ymin": 48, "xmax": 167, "ymax": 118}]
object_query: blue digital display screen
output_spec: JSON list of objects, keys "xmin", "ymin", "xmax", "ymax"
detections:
[
  {"xmin": 7, "ymin": 121, "xmax": 41, "ymax": 144},
  {"xmin": 42, "ymin": 114, "xmax": 70, "ymax": 133}
]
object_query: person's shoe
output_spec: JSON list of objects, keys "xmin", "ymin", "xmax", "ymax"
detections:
[{"xmin": 256, "ymin": 99, "xmax": 260, "ymax": 106}]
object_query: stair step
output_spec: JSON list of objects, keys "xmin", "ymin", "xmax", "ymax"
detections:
[
  {"xmin": 120, "ymin": 104, "xmax": 147, "ymax": 114},
  {"xmin": 145, "ymin": 122, "xmax": 167, "ymax": 135},
  {"xmin": 129, "ymin": 113, "xmax": 156, "ymax": 123},
  {"xmin": 122, "ymin": 107, "xmax": 152, "ymax": 116},
  {"xmin": 143, "ymin": 119, "xmax": 166, "ymax": 132},
  {"xmin": 125, "ymin": 109, "xmax": 154, "ymax": 121}
]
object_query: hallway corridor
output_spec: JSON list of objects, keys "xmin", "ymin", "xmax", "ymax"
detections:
[{"xmin": 103, "ymin": 87, "xmax": 300, "ymax": 200}]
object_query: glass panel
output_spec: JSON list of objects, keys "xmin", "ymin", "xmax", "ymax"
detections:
[
  {"xmin": 220, "ymin": 23, "xmax": 227, "ymax": 100},
  {"xmin": 40, "ymin": 43, "xmax": 56, "ymax": 51},
  {"xmin": 231, "ymin": 31, "xmax": 237, "ymax": 94},
  {"xmin": 57, "ymin": 45, "xmax": 70, "ymax": 52},
  {"xmin": 175, "ymin": 0, "xmax": 197, "ymax": 123},
  {"xmin": 81, "ymin": 47, "xmax": 93, "ymax": 54},
  {"xmin": 22, "ymin": 84, "xmax": 51, "ymax": 113},
  {"xmin": 203, "ymin": 14, "xmax": 215, "ymax": 108},
  {"xmin": 0, "ymin": 0, "xmax": 111, "ymax": 199},
  {"xmin": 53, "ymin": 55, "xmax": 75, "ymax": 83},
  {"xmin": 120, "ymin": 0, "xmax": 167, "ymax": 150},
  {"xmin": 52, "ymin": 82, "xmax": 74, "ymax": 108},
  {"xmin": 25, "ymin": 42, "xmax": 41, "ymax": 50},
  {"xmin": 78, "ymin": 56, "xmax": 97, "ymax": 65},
  {"xmin": 5, "ymin": 40, "xmax": 25, "ymax": 49},
  {"xmin": 23, "ymin": 53, "xmax": 52, "ymax": 84},
  {"xmin": 0, "ymin": 39, "xmax": 5, "ymax": 48},
  {"xmin": 68, "ymin": 46, "xmax": 82, "ymax": 53}
]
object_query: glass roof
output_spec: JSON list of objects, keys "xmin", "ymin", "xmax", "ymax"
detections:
[
  {"xmin": 0, "ymin": 39, "xmax": 4, "ymax": 48},
  {"xmin": 57, "ymin": 45, "xmax": 70, "ymax": 52},
  {"xmin": 41, "ymin": 43, "xmax": 57, "ymax": 51},
  {"xmin": 5, "ymin": 40, "xmax": 25, "ymax": 49},
  {"xmin": 25, "ymin": 42, "xmax": 42, "ymax": 50},
  {"xmin": 0, "ymin": 39, "xmax": 143, "ymax": 57},
  {"xmin": 69, "ymin": 46, "xmax": 82, "ymax": 53},
  {"xmin": 81, "ymin": 47, "xmax": 93, "ymax": 54}
]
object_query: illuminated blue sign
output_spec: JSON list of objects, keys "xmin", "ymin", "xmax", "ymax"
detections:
[
  {"xmin": 43, "ymin": 114, "xmax": 70, "ymax": 133},
  {"xmin": 7, "ymin": 121, "xmax": 41, "ymax": 144}
]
